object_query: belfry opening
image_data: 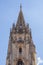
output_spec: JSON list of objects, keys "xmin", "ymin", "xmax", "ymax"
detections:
[{"xmin": 17, "ymin": 59, "xmax": 24, "ymax": 65}]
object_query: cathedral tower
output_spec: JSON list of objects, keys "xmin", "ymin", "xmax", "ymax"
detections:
[{"xmin": 6, "ymin": 5, "xmax": 36, "ymax": 65}]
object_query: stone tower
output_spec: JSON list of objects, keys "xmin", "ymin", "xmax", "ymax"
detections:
[{"xmin": 6, "ymin": 5, "xmax": 36, "ymax": 65}]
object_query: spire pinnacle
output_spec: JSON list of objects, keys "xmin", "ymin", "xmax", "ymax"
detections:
[
  {"xmin": 16, "ymin": 4, "xmax": 25, "ymax": 28},
  {"xmin": 20, "ymin": 4, "xmax": 22, "ymax": 11}
]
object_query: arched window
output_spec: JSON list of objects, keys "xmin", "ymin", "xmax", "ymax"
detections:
[
  {"xmin": 19, "ymin": 48, "xmax": 22, "ymax": 54},
  {"xmin": 8, "ymin": 63, "xmax": 10, "ymax": 65},
  {"xmin": 17, "ymin": 59, "xmax": 24, "ymax": 65}
]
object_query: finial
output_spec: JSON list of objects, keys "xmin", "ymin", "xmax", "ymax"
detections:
[
  {"xmin": 30, "ymin": 28, "xmax": 32, "ymax": 38},
  {"xmin": 12, "ymin": 23, "xmax": 15, "ymax": 30},
  {"xmin": 27, "ymin": 23, "xmax": 29, "ymax": 28},
  {"xmin": 20, "ymin": 4, "xmax": 22, "ymax": 10}
]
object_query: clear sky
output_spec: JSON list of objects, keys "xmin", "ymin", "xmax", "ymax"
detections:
[{"xmin": 0, "ymin": 0, "xmax": 43, "ymax": 65}]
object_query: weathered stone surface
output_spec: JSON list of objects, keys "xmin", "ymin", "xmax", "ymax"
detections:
[{"xmin": 6, "ymin": 5, "xmax": 36, "ymax": 65}]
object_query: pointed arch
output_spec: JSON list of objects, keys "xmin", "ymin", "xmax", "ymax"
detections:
[{"xmin": 17, "ymin": 59, "xmax": 24, "ymax": 65}]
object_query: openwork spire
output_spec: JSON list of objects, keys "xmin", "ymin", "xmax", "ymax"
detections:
[{"xmin": 16, "ymin": 4, "xmax": 25, "ymax": 28}]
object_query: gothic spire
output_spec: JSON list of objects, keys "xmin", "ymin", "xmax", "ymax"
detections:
[{"xmin": 16, "ymin": 4, "xmax": 25, "ymax": 28}]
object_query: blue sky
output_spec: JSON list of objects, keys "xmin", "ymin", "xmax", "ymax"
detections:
[{"xmin": 0, "ymin": 0, "xmax": 43, "ymax": 65}]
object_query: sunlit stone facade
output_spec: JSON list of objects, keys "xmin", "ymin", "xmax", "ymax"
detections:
[{"xmin": 6, "ymin": 5, "xmax": 36, "ymax": 65}]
